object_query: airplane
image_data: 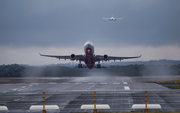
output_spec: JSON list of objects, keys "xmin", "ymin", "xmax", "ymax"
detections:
[
  {"xmin": 103, "ymin": 15, "xmax": 123, "ymax": 21},
  {"xmin": 40, "ymin": 41, "xmax": 141, "ymax": 69}
]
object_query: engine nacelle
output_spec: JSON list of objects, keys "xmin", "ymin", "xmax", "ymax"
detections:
[
  {"xmin": 70, "ymin": 54, "xmax": 76, "ymax": 60},
  {"xmin": 103, "ymin": 54, "xmax": 109, "ymax": 61}
]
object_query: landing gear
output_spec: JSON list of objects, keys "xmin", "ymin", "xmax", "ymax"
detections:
[
  {"xmin": 78, "ymin": 64, "xmax": 82, "ymax": 68},
  {"xmin": 97, "ymin": 64, "xmax": 101, "ymax": 69},
  {"xmin": 78, "ymin": 60, "xmax": 82, "ymax": 69},
  {"xmin": 97, "ymin": 61, "xmax": 101, "ymax": 69}
]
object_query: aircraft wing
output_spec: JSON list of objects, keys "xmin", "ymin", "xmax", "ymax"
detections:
[
  {"xmin": 95, "ymin": 55, "xmax": 142, "ymax": 62},
  {"xmin": 103, "ymin": 17, "xmax": 110, "ymax": 20},
  {"xmin": 116, "ymin": 17, "xmax": 123, "ymax": 20},
  {"xmin": 39, "ymin": 53, "xmax": 85, "ymax": 62}
]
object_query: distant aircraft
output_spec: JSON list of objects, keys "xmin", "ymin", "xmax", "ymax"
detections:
[
  {"xmin": 40, "ymin": 41, "xmax": 141, "ymax": 69},
  {"xmin": 103, "ymin": 15, "xmax": 123, "ymax": 21}
]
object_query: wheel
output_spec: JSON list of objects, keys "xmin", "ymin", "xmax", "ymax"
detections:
[
  {"xmin": 78, "ymin": 64, "xmax": 82, "ymax": 68},
  {"xmin": 97, "ymin": 64, "xmax": 101, "ymax": 69}
]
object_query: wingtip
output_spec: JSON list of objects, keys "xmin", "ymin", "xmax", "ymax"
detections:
[
  {"xmin": 39, "ymin": 53, "xmax": 42, "ymax": 56},
  {"xmin": 139, "ymin": 55, "xmax": 142, "ymax": 58}
]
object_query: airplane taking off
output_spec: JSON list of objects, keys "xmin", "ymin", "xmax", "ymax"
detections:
[
  {"xmin": 40, "ymin": 41, "xmax": 141, "ymax": 69},
  {"xmin": 103, "ymin": 15, "xmax": 123, "ymax": 21}
]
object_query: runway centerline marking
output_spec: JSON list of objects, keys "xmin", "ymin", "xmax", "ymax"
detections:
[
  {"xmin": 62, "ymin": 83, "xmax": 69, "ymax": 84},
  {"xmin": 75, "ymin": 83, "xmax": 82, "ymax": 84},
  {"xmin": 123, "ymin": 82, "xmax": 128, "ymax": 84},
  {"xmin": 100, "ymin": 83, "xmax": 107, "ymax": 84},
  {"xmin": 12, "ymin": 89, "xmax": 17, "ymax": 91},
  {"xmin": 113, "ymin": 83, "xmax": 120, "ymax": 84},
  {"xmin": 124, "ymin": 86, "xmax": 130, "ymax": 90},
  {"xmin": 48, "ymin": 82, "xmax": 57, "ymax": 84},
  {"xmin": 88, "ymin": 83, "xmax": 94, "ymax": 84}
]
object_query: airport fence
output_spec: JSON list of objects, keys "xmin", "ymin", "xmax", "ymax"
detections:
[{"xmin": 0, "ymin": 90, "xmax": 180, "ymax": 113}]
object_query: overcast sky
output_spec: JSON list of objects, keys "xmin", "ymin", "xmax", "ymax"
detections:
[{"xmin": 0, "ymin": 0, "xmax": 180, "ymax": 65}]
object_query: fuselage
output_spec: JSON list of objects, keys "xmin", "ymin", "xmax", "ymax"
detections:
[
  {"xmin": 109, "ymin": 17, "xmax": 116, "ymax": 21},
  {"xmin": 84, "ymin": 41, "xmax": 95, "ymax": 69}
]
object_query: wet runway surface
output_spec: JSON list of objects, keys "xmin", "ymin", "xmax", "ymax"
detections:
[
  {"xmin": 0, "ymin": 76, "xmax": 180, "ymax": 113},
  {"xmin": 0, "ymin": 76, "xmax": 169, "ymax": 92}
]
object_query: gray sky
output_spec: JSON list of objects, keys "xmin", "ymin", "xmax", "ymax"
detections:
[{"xmin": 0, "ymin": 0, "xmax": 180, "ymax": 65}]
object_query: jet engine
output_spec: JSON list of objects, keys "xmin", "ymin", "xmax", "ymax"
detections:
[
  {"xmin": 70, "ymin": 54, "xmax": 76, "ymax": 60},
  {"xmin": 103, "ymin": 54, "xmax": 109, "ymax": 61}
]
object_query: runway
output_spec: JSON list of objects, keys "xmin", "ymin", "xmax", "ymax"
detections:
[
  {"xmin": 0, "ymin": 76, "xmax": 180, "ymax": 113},
  {"xmin": 0, "ymin": 76, "xmax": 170, "ymax": 92}
]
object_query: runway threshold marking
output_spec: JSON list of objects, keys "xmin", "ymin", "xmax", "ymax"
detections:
[{"xmin": 124, "ymin": 86, "xmax": 130, "ymax": 90}]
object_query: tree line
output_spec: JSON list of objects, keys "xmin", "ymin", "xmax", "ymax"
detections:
[{"xmin": 0, "ymin": 64, "xmax": 180, "ymax": 77}]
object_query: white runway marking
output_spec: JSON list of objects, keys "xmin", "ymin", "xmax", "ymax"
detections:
[
  {"xmin": 88, "ymin": 83, "xmax": 94, "ymax": 84},
  {"xmin": 123, "ymin": 82, "xmax": 128, "ymax": 84},
  {"xmin": 62, "ymin": 83, "xmax": 69, "ymax": 84},
  {"xmin": 113, "ymin": 83, "xmax": 120, "ymax": 84},
  {"xmin": 48, "ymin": 82, "xmax": 57, "ymax": 84},
  {"xmin": 12, "ymin": 89, "xmax": 17, "ymax": 91},
  {"xmin": 87, "ymin": 84, "xmax": 96, "ymax": 90},
  {"xmin": 100, "ymin": 83, "xmax": 107, "ymax": 84},
  {"xmin": 124, "ymin": 86, "xmax": 130, "ymax": 90},
  {"xmin": 75, "ymin": 83, "xmax": 81, "ymax": 84}
]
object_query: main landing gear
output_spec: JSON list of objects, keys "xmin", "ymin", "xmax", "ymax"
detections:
[
  {"xmin": 97, "ymin": 61, "xmax": 101, "ymax": 69},
  {"xmin": 78, "ymin": 64, "xmax": 82, "ymax": 68},
  {"xmin": 78, "ymin": 61, "xmax": 82, "ymax": 68}
]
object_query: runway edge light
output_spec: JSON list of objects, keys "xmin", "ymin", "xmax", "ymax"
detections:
[
  {"xmin": 29, "ymin": 105, "xmax": 59, "ymax": 110},
  {"xmin": 81, "ymin": 104, "xmax": 110, "ymax": 109},
  {"xmin": 132, "ymin": 104, "xmax": 161, "ymax": 109}
]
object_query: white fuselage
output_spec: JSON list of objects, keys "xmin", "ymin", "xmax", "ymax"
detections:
[
  {"xmin": 109, "ymin": 17, "xmax": 116, "ymax": 21},
  {"xmin": 84, "ymin": 41, "xmax": 95, "ymax": 69}
]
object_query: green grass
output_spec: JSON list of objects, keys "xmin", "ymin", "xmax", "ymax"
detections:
[
  {"xmin": 149, "ymin": 81, "xmax": 178, "ymax": 84},
  {"xmin": 71, "ymin": 111, "xmax": 180, "ymax": 113},
  {"xmin": 166, "ymin": 86, "xmax": 180, "ymax": 89}
]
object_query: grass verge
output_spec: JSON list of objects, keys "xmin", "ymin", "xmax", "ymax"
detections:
[
  {"xmin": 166, "ymin": 86, "xmax": 180, "ymax": 89},
  {"xmin": 71, "ymin": 111, "xmax": 180, "ymax": 113}
]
